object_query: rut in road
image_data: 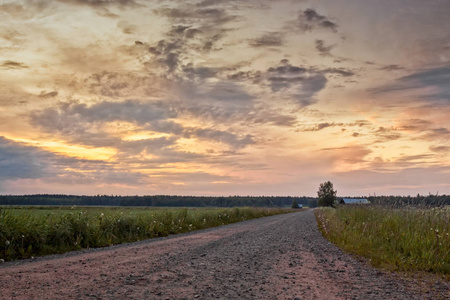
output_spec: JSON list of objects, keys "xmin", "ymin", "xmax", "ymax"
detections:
[{"xmin": 0, "ymin": 210, "xmax": 434, "ymax": 299}]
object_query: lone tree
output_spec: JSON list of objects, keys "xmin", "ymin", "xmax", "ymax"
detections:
[
  {"xmin": 317, "ymin": 181, "xmax": 337, "ymax": 207},
  {"xmin": 291, "ymin": 199, "xmax": 299, "ymax": 208}
]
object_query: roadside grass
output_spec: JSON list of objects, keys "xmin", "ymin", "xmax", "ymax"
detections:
[
  {"xmin": 315, "ymin": 205, "xmax": 449, "ymax": 278},
  {"xmin": 0, "ymin": 206, "xmax": 291, "ymax": 261}
]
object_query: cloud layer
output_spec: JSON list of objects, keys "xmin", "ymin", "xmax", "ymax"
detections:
[{"xmin": 1, "ymin": 0, "xmax": 449, "ymax": 196}]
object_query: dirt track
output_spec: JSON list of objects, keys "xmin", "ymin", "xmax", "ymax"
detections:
[{"xmin": 0, "ymin": 209, "xmax": 448, "ymax": 299}]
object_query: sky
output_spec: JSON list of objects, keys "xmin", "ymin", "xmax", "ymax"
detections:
[{"xmin": 1, "ymin": 0, "xmax": 450, "ymax": 197}]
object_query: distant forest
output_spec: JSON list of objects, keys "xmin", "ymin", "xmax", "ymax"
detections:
[
  {"xmin": 0, "ymin": 194, "xmax": 317, "ymax": 208},
  {"xmin": 0, "ymin": 194, "xmax": 449, "ymax": 207}
]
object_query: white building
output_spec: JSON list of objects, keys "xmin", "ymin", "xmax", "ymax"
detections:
[{"xmin": 339, "ymin": 198, "xmax": 369, "ymax": 204}]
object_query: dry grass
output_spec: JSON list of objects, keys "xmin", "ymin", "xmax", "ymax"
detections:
[{"xmin": 315, "ymin": 205, "xmax": 449, "ymax": 278}]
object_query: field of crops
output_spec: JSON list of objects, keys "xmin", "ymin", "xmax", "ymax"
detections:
[
  {"xmin": 315, "ymin": 205, "xmax": 450, "ymax": 277},
  {"xmin": 0, "ymin": 206, "xmax": 291, "ymax": 261}
]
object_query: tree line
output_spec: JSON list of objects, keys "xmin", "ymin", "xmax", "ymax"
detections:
[
  {"xmin": 1, "ymin": 193, "xmax": 448, "ymax": 208},
  {"xmin": 0, "ymin": 194, "xmax": 318, "ymax": 208}
]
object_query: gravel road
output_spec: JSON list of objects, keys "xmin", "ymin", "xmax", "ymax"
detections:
[{"xmin": 0, "ymin": 209, "xmax": 448, "ymax": 299}]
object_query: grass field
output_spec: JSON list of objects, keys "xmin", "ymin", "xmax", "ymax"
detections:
[
  {"xmin": 315, "ymin": 205, "xmax": 450, "ymax": 277},
  {"xmin": 1, "ymin": 206, "xmax": 292, "ymax": 261}
]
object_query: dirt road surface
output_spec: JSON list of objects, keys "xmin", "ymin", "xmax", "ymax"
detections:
[{"xmin": 1, "ymin": 210, "xmax": 448, "ymax": 299}]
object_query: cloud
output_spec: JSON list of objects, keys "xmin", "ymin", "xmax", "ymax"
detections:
[
  {"xmin": 249, "ymin": 32, "xmax": 284, "ymax": 48},
  {"xmin": 31, "ymin": 100, "xmax": 175, "ymax": 127},
  {"xmin": 315, "ymin": 39, "xmax": 334, "ymax": 56},
  {"xmin": 295, "ymin": 8, "xmax": 338, "ymax": 33},
  {"xmin": 430, "ymin": 145, "xmax": 450, "ymax": 154},
  {"xmin": 322, "ymin": 68, "xmax": 355, "ymax": 77},
  {"xmin": 379, "ymin": 64, "xmax": 405, "ymax": 71},
  {"xmin": 336, "ymin": 166, "xmax": 450, "ymax": 195},
  {"xmin": 372, "ymin": 127, "xmax": 402, "ymax": 143},
  {"xmin": 56, "ymin": 0, "xmax": 138, "ymax": 7},
  {"xmin": 266, "ymin": 60, "xmax": 327, "ymax": 106},
  {"xmin": 117, "ymin": 20, "xmax": 137, "ymax": 34},
  {"xmin": 30, "ymin": 99, "xmax": 254, "ymax": 149},
  {"xmin": 39, "ymin": 91, "xmax": 59, "ymax": 98},
  {"xmin": 84, "ymin": 71, "xmax": 161, "ymax": 98},
  {"xmin": 198, "ymin": 82, "xmax": 255, "ymax": 103},
  {"xmin": 154, "ymin": 6, "xmax": 239, "ymax": 29},
  {"xmin": 370, "ymin": 65, "xmax": 450, "ymax": 102},
  {"xmin": 185, "ymin": 128, "xmax": 254, "ymax": 148},
  {"xmin": 1, "ymin": 60, "xmax": 28, "ymax": 69},
  {"xmin": 300, "ymin": 120, "xmax": 370, "ymax": 132},
  {"xmin": 0, "ymin": 136, "xmax": 50, "ymax": 180},
  {"xmin": 0, "ymin": 136, "xmax": 150, "ymax": 187}
]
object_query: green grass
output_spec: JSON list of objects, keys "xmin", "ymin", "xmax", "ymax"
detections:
[
  {"xmin": 0, "ymin": 206, "xmax": 291, "ymax": 261},
  {"xmin": 315, "ymin": 205, "xmax": 450, "ymax": 277}
]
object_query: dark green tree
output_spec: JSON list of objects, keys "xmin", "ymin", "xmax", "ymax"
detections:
[
  {"xmin": 291, "ymin": 199, "xmax": 299, "ymax": 208},
  {"xmin": 317, "ymin": 181, "xmax": 337, "ymax": 207}
]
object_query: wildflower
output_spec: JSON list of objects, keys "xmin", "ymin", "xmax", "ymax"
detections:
[{"xmin": 5, "ymin": 240, "xmax": 10, "ymax": 246}]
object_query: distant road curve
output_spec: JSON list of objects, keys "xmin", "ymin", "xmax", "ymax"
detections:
[{"xmin": 1, "ymin": 210, "xmax": 445, "ymax": 299}]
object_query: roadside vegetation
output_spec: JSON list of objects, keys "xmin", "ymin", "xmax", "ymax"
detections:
[
  {"xmin": 315, "ymin": 205, "xmax": 450, "ymax": 278},
  {"xmin": 0, "ymin": 206, "xmax": 291, "ymax": 261}
]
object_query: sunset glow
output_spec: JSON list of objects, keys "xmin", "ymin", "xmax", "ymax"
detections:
[{"xmin": 1, "ymin": 0, "xmax": 449, "ymax": 196}]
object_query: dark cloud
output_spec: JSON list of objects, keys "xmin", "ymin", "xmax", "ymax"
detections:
[
  {"xmin": 30, "ymin": 99, "xmax": 254, "ymax": 149},
  {"xmin": 300, "ymin": 120, "xmax": 370, "ymax": 132},
  {"xmin": 84, "ymin": 71, "xmax": 160, "ymax": 98},
  {"xmin": 0, "ymin": 137, "xmax": 149, "ymax": 186},
  {"xmin": 117, "ymin": 136, "xmax": 178, "ymax": 155},
  {"xmin": 182, "ymin": 65, "xmax": 221, "ymax": 80},
  {"xmin": 303, "ymin": 122, "xmax": 340, "ymax": 132},
  {"xmin": 265, "ymin": 60, "xmax": 327, "ymax": 107},
  {"xmin": 154, "ymin": 7, "xmax": 239, "ymax": 27},
  {"xmin": 372, "ymin": 127, "xmax": 402, "ymax": 142},
  {"xmin": 323, "ymin": 68, "xmax": 355, "ymax": 77},
  {"xmin": 196, "ymin": 0, "xmax": 223, "ymax": 7},
  {"xmin": 430, "ymin": 146, "xmax": 450, "ymax": 153},
  {"xmin": 379, "ymin": 64, "xmax": 405, "ymax": 71},
  {"xmin": 252, "ymin": 113, "xmax": 297, "ymax": 127},
  {"xmin": 315, "ymin": 39, "xmax": 334, "ymax": 56},
  {"xmin": 167, "ymin": 25, "xmax": 202, "ymax": 39},
  {"xmin": 227, "ymin": 70, "xmax": 262, "ymax": 83},
  {"xmin": 148, "ymin": 39, "xmax": 184, "ymax": 74},
  {"xmin": 249, "ymin": 32, "xmax": 284, "ymax": 48},
  {"xmin": 31, "ymin": 100, "xmax": 175, "ymax": 131},
  {"xmin": 39, "ymin": 91, "xmax": 58, "ymax": 98},
  {"xmin": 296, "ymin": 8, "xmax": 338, "ymax": 33},
  {"xmin": 0, "ymin": 136, "xmax": 49, "ymax": 180},
  {"xmin": 197, "ymin": 82, "xmax": 255, "ymax": 103},
  {"xmin": 370, "ymin": 65, "xmax": 450, "ymax": 102},
  {"xmin": 56, "ymin": 0, "xmax": 138, "ymax": 7},
  {"xmin": 1, "ymin": 60, "xmax": 28, "ymax": 69},
  {"xmin": 184, "ymin": 128, "xmax": 254, "ymax": 148}
]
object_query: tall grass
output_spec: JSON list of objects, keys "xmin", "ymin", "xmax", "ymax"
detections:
[
  {"xmin": 315, "ymin": 205, "xmax": 450, "ymax": 276},
  {"xmin": 0, "ymin": 206, "xmax": 289, "ymax": 261}
]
